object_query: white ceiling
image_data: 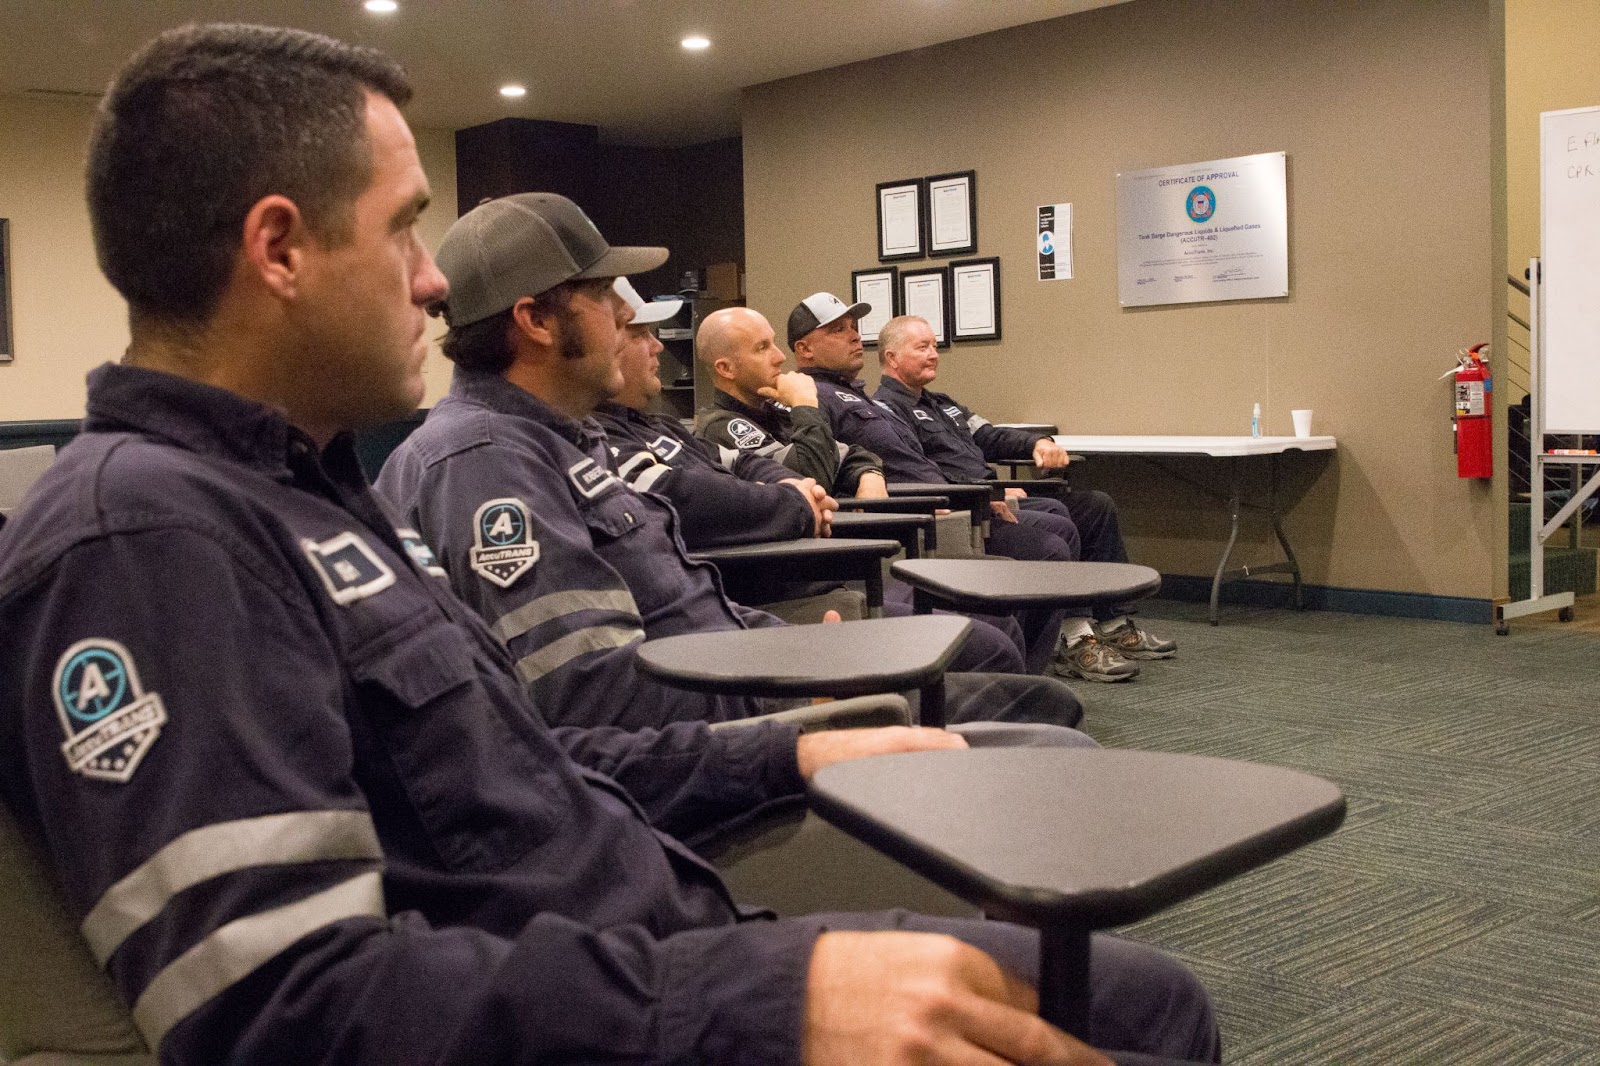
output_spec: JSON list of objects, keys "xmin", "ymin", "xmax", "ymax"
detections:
[{"xmin": 0, "ymin": 0, "xmax": 1128, "ymax": 144}]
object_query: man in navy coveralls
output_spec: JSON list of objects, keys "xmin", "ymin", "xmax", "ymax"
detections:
[{"xmin": 0, "ymin": 23, "xmax": 1217, "ymax": 1066}]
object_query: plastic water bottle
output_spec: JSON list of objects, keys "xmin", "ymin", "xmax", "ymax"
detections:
[{"xmin": 1251, "ymin": 403, "xmax": 1261, "ymax": 438}]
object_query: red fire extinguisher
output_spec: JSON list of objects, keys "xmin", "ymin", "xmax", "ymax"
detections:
[{"xmin": 1452, "ymin": 343, "xmax": 1492, "ymax": 479}]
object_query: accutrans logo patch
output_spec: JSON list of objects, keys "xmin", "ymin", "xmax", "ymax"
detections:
[
  {"xmin": 1186, "ymin": 185, "xmax": 1216, "ymax": 224},
  {"xmin": 726, "ymin": 418, "xmax": 767, "ymax": 448},
  {"xmin": 470, "ymin": 497, "xmax": 540, "ymax": 588},
  {"xmin": 53, "ymin": 638, "xmax": 167, "ymax": 784}
]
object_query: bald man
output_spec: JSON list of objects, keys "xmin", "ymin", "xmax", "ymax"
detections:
[{"xmin": 696, "ymin": 306, "xmax": 889, "ymax": 499}]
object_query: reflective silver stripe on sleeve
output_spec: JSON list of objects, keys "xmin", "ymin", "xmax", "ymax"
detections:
[
  {"xmin": 132, "ymin": 870, "xmax": 385, "ymax": 1051},
  {"xmin": 514, "ymin": 625, "xmax": 645, "ymax": 685},
  {"xmin": 82, "ymin": 810, "xmax": 382, "ymax": 967},
  {"xmin": 491, "ymin": 589, "xmax": 641, "ymax": 644},
  {"xmin": 836, "ymin": 442, "xmax": 849, "ymax": 459},
  {"xmin": 630, "ymin": 462, "xmax": 671, "ymax": 493},
  {"xmin": 965, "ymin": 413, "xmax": 990, "ymax": 435},
  {"xmin": 715, "ymin": 445, "xmax": 743, "ymax": 469},
  {"xmin": 616, "ymin": 452, "xmax": 657, "ymax": 480},
  {"xmin": 768, "ymin": 443, "xmax": 795, "ymax": 465}
]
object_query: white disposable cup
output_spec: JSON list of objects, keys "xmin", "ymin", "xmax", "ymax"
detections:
[{"xmin": 1291, "ymin": 409, "xmax": 1313, "ymax": 438}]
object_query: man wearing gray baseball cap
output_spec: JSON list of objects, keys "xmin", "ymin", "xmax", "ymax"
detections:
[{"xmin": 377, "ymin": 192, "xmax": 1218, "ymax": 1066}]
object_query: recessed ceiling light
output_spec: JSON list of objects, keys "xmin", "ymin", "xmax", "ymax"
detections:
[
  {"xmin": 499, "ymin": 84, "xmax": 527, "ymax": 99},
  {"xmin": 681, "ymin": 35, "xmax": 711, "ymax": 51},
  {"xmin": 363, "ymin": 0, "xmax": 399, "ymax": 13}
]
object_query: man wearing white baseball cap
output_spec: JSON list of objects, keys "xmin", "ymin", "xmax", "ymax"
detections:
[{"xmin": 790, "ymin": 292, "xmax": 1092, "ymax": 677}]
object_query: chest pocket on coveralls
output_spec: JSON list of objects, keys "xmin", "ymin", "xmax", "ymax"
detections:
[
  {"xmin": 353, "ymin": 619, "xmax": 556, "ymax": 873},
  {"xmin": 578, "ymin": 481, "xmax": 696, "ymax": 613}
]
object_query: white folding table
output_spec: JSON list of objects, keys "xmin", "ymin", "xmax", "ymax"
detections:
[{"xmin": 1052, "ymin": 435, "xmax": 1337, "ymax": 625}]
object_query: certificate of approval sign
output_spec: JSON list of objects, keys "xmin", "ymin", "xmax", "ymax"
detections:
[{"xmin": 1115, "ymin": 151, "xmax": 1288, "ymax": 308}]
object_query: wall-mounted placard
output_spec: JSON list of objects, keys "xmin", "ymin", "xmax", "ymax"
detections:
[
  {"xmin": 926, "ymin": 170, "xmax": 977, "ymax": 257},
  {"xmin": 876, "ymin": 178, "xmax": 925, "ymax": 261},
  {"xmin": 1036, "ymin": 203, "xmax": 1072, "ymax": 281},
  {"xmin": 901, "ymin": 266, "xmax": 950, "ymax": 348},
  {"xmin": 851, "ymin": 267, "xmax": 898, "ymax": 345},
  {"xmin": 950, "ymin": 257, "xmax": 1000, "ymax": 342},
  {"xmin": 1115, "ymin": 151, "xmax": 1288, "ymax": 307}
]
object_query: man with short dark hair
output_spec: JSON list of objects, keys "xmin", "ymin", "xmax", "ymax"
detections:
[
  {"xmin": 873, "ymin": 315, "xmax": 1178, "ymax": 676},
  {"xmin": 0, "ymin": 24, "xmax": 1216, "ymax": 1066}
]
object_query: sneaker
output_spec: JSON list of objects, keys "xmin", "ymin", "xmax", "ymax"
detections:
[
  {"xmin": 1099, "ymin": 620, "xmax": 1178, "ymax": 660},
  {"xmin": 1050, "ymin": 635, "xmax": 1140, "ymax": 682}
]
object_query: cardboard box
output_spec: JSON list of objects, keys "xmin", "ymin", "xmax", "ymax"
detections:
[{"xmin": 704, "ymin": 261, "xmax": 742, "ymax": 300}]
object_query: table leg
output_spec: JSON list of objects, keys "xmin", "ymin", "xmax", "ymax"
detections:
[
  {"xmin": 866, "ymin": 566, "xmax": 885, "ymax": 619},
  {"xmin": 1038, "ymin": 923, "xmax": 1092, "ymax": 1040},
  {"xmin": 917, "ymin": 675, "xmax": 946, "ymax": 729},
  {"xmin": 1209, "ymin": 458, "xmax": 1242, "ymax": 626},
  {"xmin": 1269, "ymin": 455, "xmax": 1303, "ymax": 610},
  {"xmin": 911, "ymin": 587, "xmax": 935, "ymax": 615}
]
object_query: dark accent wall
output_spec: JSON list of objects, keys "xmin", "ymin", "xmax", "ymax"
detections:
[{"xmin": 455, "ymin": 119, "xmax": 743, "ymax": 298}]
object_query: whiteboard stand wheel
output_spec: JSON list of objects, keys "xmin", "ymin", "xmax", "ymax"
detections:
[
  {"xmin": 1494, "ymin": 619, "xmax": 1510, "ymax": 636},
  {"xmin": 1558, "ymin": 606, "xmax": 1575, "ymax": 622}
]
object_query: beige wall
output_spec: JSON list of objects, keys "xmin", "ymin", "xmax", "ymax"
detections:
[
  {"xmin": 1506, "ymin": 0, "xmax": 1600, "ymax": 278},
  {"xmin": 0, "ymin": 94, "xmax": 459, "ymax": 421},
  {"xmin": 744, "ymin": 0, "xmax": 1506, "ymax": 599},
  {"xmin": 1503, "ymin": 0, "xmax": 1600, "ymax": 400}
]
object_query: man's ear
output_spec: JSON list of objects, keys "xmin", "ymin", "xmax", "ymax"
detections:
[
  {"xmin": 241, "ymin": 195, "xmax": 306, "ymax": 301},
  {"xmin": 792, "ymin": 338, "xmax": 809, "ymax": 364},
  {"xmin": 712, "ymin": 354, "xmax": 735, "ymax": 382},
  {"xmin": 510, "ymin": 297, "xmax": 556, "ymax": 348}
]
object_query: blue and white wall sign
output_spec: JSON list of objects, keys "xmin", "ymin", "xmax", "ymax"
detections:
[
  {"xmin": 1036, "ymin": 202, "xmax": 1073, "ymax": 281},
  {"xmin": 1116, "ymin": 152, "xmax": 1288, "ymax": 307}
]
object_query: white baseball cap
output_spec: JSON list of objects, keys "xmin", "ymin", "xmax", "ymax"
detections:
[
  {"xmin": 614, "ymin": 278, "xmax": 685, "ymax": 325},
  {"xmin": 787, "ymin": 291, "xmax": 870, "ymax": 349}
]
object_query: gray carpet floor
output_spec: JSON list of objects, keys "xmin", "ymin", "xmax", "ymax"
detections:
[{"xmin": 1080, "ymin": 600, "xmax": 1600, "ymax": 1065}]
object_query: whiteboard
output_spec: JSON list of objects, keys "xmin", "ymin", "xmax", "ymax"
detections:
[{"xmin": 1541, "ymin": 106, "xmax": 1600, "ymax": 433}]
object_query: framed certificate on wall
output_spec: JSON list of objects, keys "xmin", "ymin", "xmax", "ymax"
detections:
[
  {"xmin": 950, "ymin": 257, "xmax": 1000, "ymax": 342},
  {"xmin": 851, "ymin": 267, "xmax": 898, "ymax": 345},
  {"xmin": 926, "ymin": 170, "xmax": 977, "ymax": 257},
  {"xmin": 900, "ymin": 266, "xmax": 950, "ymax": 348},
  {"xmin": 876, "ymin": 178, "xmax": 925, "ymax": 261}
]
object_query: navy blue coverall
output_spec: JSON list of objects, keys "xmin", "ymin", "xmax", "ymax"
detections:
[
  {"xmin": 873, "ymin": 376, "xmax": 1134, "ymax": 621},
  {"xmin": 377, "ymin": 371, "xmax": 1076, "ymax": 727},
  {"xmin": 802, "ymin": 368, "xmax": 1078, "ymax": 670},
  {"xmin": 0, "ymin": 362, "xmax": 1220, "ymax": 1064},
  {"xmin": 596, "ymin": 399, "xmax": 1034, "ymax": 665},
  {"xmin": 696, "ymin": 388, "xmax": 885, "ymax": 498}
]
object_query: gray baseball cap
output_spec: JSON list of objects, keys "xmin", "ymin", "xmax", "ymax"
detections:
[{"xmin": 433, "ymin": 193, "xmax": 668, "ymax": 327}]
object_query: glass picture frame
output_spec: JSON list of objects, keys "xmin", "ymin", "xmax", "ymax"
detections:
[
  {"xmin": 900, "ymin": 266, "xmax": 950, "ymax": 348},
  {"xmin": 950, "ymin": 257, "xmax": 1000, "ymax": 342},
  {"xmin": 926, "ymin": 170, "xmax": 977, "ymax": 257},
  {"xmin": 851, "ymin": 266, "xmax": 898, "ymax": 345},
  {"xmin": 876, "ymin": 178, "xmax": 926, "ymax": 262}
]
